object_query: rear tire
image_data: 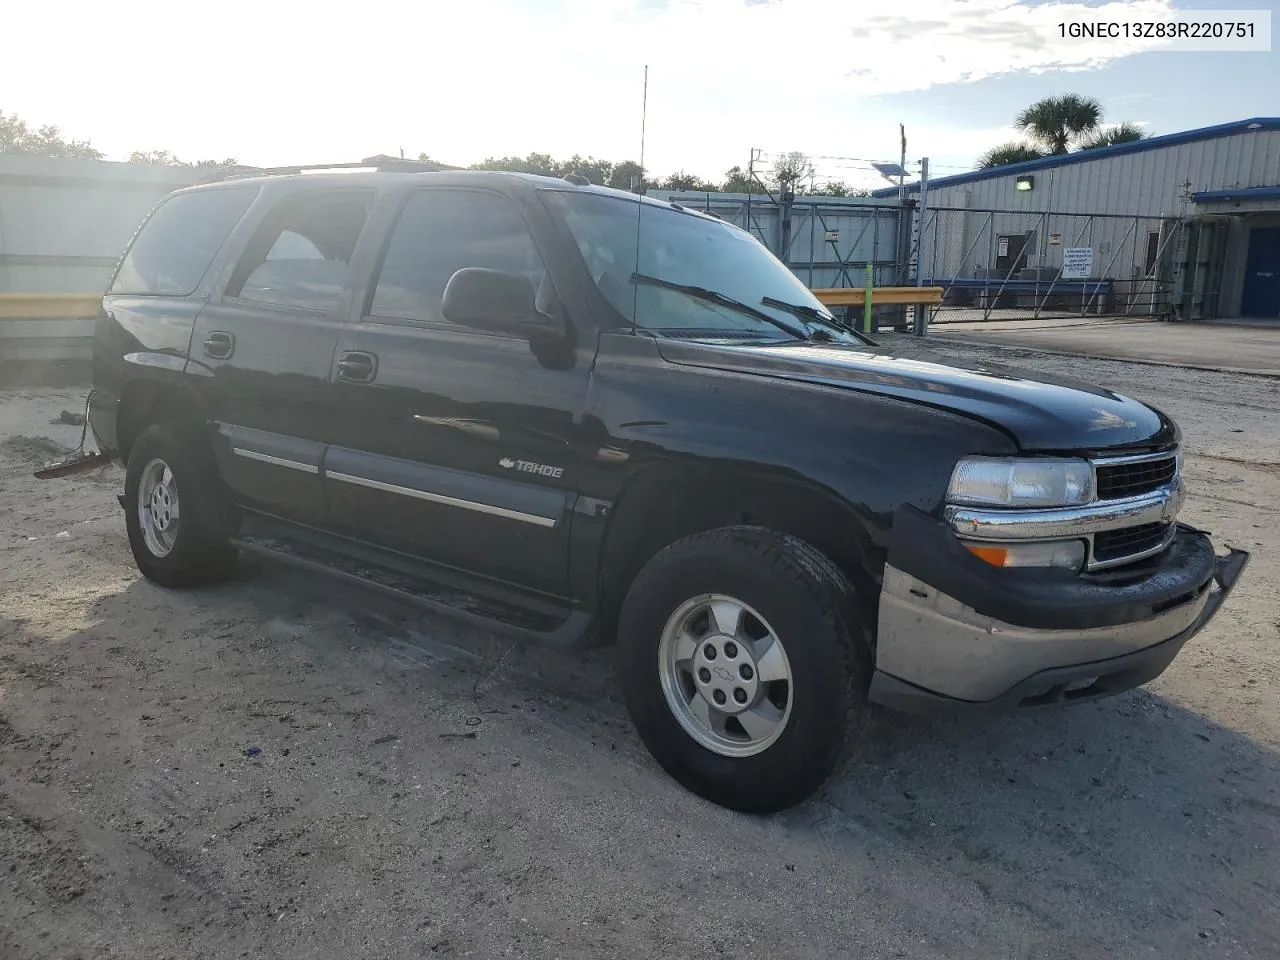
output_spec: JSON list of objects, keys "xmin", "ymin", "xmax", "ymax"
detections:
[
  {"xmin": 617, "ymin": 525, "xmax": 870, "ymax": 813},
  {"xmin": 124, "ymin": 424, "xmax": 237, "ymax": 587}
]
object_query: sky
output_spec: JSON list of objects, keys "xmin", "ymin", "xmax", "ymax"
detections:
[{"xmin": 1, "ymin": 0, "xmax": 1275, "ymax": 190}]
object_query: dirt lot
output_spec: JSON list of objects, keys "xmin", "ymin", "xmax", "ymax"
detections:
[
  {"xmin": 929, "ymin": 316, "xmax": 1280, "ymax": 377},
  {"xmin": 2, "ymin": 346, "xmax": 1278, "ymax": 960}
]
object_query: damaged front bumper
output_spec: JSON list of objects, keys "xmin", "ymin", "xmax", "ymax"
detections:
[{"xmin": 869, "ymin": 506, "xmax": 1250, "ymax": 713}]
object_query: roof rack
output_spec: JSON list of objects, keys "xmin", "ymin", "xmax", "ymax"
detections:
[{"xmin": 198, "ymin": 154, "xmax": 448, "ymax": 184}]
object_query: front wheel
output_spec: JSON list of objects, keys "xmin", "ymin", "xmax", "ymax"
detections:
[{"xmin": 617, "ymin": 526, "xmax": 870, "ymax": 813}]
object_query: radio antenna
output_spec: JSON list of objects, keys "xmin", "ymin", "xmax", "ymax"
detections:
[{"xmin": 631, "ymin": 64, "xmax": 649, "ymax": 328}]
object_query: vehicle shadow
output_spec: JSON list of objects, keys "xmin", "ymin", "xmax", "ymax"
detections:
[
  {"xmin": 248, "ymin": 554, "xmax": 1279, "ymax": 954},
  {"xmin": 254, "ymin": 553, "xmax": 1280, "ymax": 951},
  {"xmin": 14, "ymin": 555, "xmax": 1274, "ymax": 958}
]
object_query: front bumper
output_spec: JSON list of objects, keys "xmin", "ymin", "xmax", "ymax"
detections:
[{"xmin": 868, "ymin": 506, "xmax": 1249, "ymax": 713}]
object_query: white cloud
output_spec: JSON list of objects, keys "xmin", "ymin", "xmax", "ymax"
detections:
[{"xmin": 0, "ymin": 0, "xmax": 1178, "ymax": 179}]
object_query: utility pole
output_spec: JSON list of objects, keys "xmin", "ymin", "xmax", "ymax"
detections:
[{"xmin": 898, "ymin": 124, "xmax": 907, "ymax": 201}]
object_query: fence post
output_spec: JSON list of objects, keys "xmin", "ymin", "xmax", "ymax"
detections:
[
  {"xmin": 864, "ymin": 263, "xmax": 874, "ymax": 333},
  {"xmin": 808, "ymin": 209, "xmax": 816, "ymax": 288},
  {"xmin": 872, "ymin": 208, "xmax": 881, "ymax": 291},
  {"xmin": 913, "ymin": 157, "xmax": 930, "ymax": 336}
]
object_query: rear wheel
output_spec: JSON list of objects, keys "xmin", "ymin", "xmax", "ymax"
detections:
[
  {"xmin": 618, "ymin": 525, "xmax": 870, "ymax": 813},
  {"xmin": 124, "ymin": 424, "xmax": 237, "ymax": 587}
]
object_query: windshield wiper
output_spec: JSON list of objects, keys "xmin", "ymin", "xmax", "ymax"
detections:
[
  {"xmin": 760, "ymin": 296, "xmax": 876, "ymax": 345},
  {"xmin": 630, "ymin": 273, "xmax": 807, "ymax": 341}
]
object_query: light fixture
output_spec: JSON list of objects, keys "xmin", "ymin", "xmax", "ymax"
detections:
[{"xmin": 1015, "ymin": 175, "xmax": 1034, "ymax": 192}]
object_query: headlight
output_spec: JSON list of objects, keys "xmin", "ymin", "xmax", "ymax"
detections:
[{"xmin": 947, "ymin": 457, "xmax": 1094, "ymax": 508}]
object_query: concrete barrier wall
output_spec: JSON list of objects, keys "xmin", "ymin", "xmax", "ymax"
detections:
[
  {"xmin": 0, "ymin": 154, "xmax": 195, "ymax": 363},
  {"xmin": 0, "ymin": 294, "xmax": 102, "ymax": 362},
  {"xmin": 0, "ymin": 153, "xmax": 198, "ymax": 294}
]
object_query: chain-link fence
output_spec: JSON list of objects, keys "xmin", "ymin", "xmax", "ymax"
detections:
[
  {"xmin": 915, "ymin": 206, "xmax": 1182, "ymax": 325},
  {"xmin": 659, "ymin": 190, "xmax": 1187, "ymax": 330}
]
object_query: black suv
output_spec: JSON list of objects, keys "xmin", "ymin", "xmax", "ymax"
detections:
[{"xmin": 79, "ymin": 161, "xmax": 1247, "ymax": 812}]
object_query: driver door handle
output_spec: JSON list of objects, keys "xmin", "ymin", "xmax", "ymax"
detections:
[{"xmin": 336, "ymin": 351, "xmax": 377, "ymax": 383}]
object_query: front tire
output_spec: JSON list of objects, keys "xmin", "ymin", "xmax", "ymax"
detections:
[
  {"xmin": 617, "ymin": 526, "xmax": 870, "ymax": 813},
  {"xmin": 124, "ymin": 424, "xmax": 237, "ymax": 587}
]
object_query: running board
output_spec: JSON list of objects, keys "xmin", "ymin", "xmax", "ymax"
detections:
[{"xmin": 228, "ymin": 532, "xmax": 598, "ymax": 651}]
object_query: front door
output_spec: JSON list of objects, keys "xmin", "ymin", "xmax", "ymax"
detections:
[
  {"xmin": 324, "ymin": 186, "xmax": 591, "ymax": 597},
  {"xmin": 995, "ymin": 233, "xmax": 1029, "ymax": 277},
  {"xmin": 190, "ymin": 188, "xmax": 374, "ymax": 525},
  {"xmin": 1241, "ymin": 226, "xmax": 1280, "ymax": 318}
]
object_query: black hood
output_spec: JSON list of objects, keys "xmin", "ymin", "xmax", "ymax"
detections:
[{"xmin": 655, "ymin": 339, "xmax": 1176, "ymax": 452}]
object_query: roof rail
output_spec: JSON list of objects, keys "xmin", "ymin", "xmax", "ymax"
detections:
[{"xmin": 197, "ymin": 154, "xmax": 447, "ymax": 184}]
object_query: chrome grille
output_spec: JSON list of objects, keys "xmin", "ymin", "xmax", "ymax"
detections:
[{"xmin": 1095, "ymin": 454, "xmax": 1177, "ymax": 500}]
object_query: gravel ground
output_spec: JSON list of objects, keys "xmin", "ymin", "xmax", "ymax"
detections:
[{"xmin": 1, "ymin": 347, "xmax": 1278, "ymax": 959}]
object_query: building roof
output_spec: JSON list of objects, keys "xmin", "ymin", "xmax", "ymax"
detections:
[{"xmin": 871, "ymin": 118, "xmax": 1280, "ymax": 197}]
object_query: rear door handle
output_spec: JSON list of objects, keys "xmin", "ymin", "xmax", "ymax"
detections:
[
  {"xmin": 203, "ymin": 331, "xmax": 235, "ymax": 359},
  {"xmin": 336, "ymin": 351, "xmax": 377, "ymax": 383}
]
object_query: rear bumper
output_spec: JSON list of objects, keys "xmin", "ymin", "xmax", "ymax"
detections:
[{"xmin": 869, "ymin": 506, "xmax": 1249, "ymax": 713}]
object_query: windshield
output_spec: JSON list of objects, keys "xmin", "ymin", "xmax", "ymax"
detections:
[{"xmin": 543, "ymin": 190, "xmax": 860, "ymax": 343}]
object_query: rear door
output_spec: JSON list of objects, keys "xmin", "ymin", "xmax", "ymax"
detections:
[
  {"xmin": 190, "ymin": 187, "xmax": 374, "ymax": 525},
  {"xmin": 323, "ymin": 186, "xmax": 593, "ymax": 597}
]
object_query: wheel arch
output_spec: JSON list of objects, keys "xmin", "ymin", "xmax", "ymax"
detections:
[
  {"xmin": 597, "ymin": 462, "xmax": 883, "ymax": 630},
  {"xmin": 116, "ymin": 378, "xmax": 210, "ymax": 466}
]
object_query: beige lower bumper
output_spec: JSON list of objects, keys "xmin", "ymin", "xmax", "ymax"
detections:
[{"xmin": 874, "ymin": 564, "xmax": 1215, "ymax": 703}]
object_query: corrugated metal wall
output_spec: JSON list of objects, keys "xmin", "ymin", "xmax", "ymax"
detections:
[
  {"xmin": 655, "ymin": 190, "xmax": 904, "ymax": 289},
  {"xmin": 0, "ymin": 154, "xmax": 197, "ymax": 293}
]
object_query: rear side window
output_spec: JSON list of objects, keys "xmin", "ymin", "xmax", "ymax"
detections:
[
  {"xmin": 225, "ymin": 191, "xmax": 372, "ymax": 313},
  {"xmin": 370, "ymin": 190, "xmax": 546, "ymax": 325},
  {"xmin": 110, "ymin": 186, "xmax": 257, "ymax": 296}
]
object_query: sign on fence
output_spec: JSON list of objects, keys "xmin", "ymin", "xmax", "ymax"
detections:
[
  {"xmin": 1062, "ymin": 247, "xmax": 1094, "ymax": 279},
  {"xmin": 1048, "ymin": 233, "xmax": 1062, "ymax": 245}
]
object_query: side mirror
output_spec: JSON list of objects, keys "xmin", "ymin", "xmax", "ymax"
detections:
[{"xmin": 441, "ymin": 268, "xmax": 563, "ymax": 342}]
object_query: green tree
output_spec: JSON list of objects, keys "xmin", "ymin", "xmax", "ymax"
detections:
[
  {"xmin": 129, "ymin": 149, "xmax": 183, "ymax": 165},
  {"xmin": 1, "ymin": 109, "xmax": 102, "ymax": 159},
  {"xmin": 561, "ymin": 155, "xmax": 615, "ymax": 186},
  {"xmin": 977, "ymin": 97, "xmax": 1148, "ymax": 168},
  {"xmin": 1015, "ymin": 94, "xmax": 1103, "ymax": 155},
  {"xmin": 470, "ymin": 152, "xmax": 559, "ymax": 176},
  {"xmin": 1079, "ymin": 122, "xmax": 1149, "ymax": 150},
  {"xmin": 808, "ymin": 181, "xmax": 873, "ymax": 198},
  {"xmin": 129, "ymin": 150, "xmax": 239, "ymax": 168},
  {"xmin": 976, "ymin": 142, "xmax": 1047, "ymax": 169},
  {"xmin": 721, "ymin": 165, "xmax": 764, "ymax": 194},
  {"xmin": 608, "ymin": 160, "xmax": 644, "ymax": 192},
  {"xmin": 770, "ymin": 151, "xmax": 813, "ymax": 191}
]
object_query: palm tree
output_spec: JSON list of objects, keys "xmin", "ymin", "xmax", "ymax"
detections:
[
  {"xmin": 1079, "ymin": 122, "xmax": 1149, "ymax": 150},
  {"xmin": 1015, "ymin": 94, "xmax": 1103, "ymax": 154},
  {"xmin": 976, "ymin": 142, "xmax": 1047, "ymax": 170}
]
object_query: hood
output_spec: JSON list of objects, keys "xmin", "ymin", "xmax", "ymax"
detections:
[{"xmin": 655, "ymin": 339, "xmax": 1175, "ymax": 452}]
